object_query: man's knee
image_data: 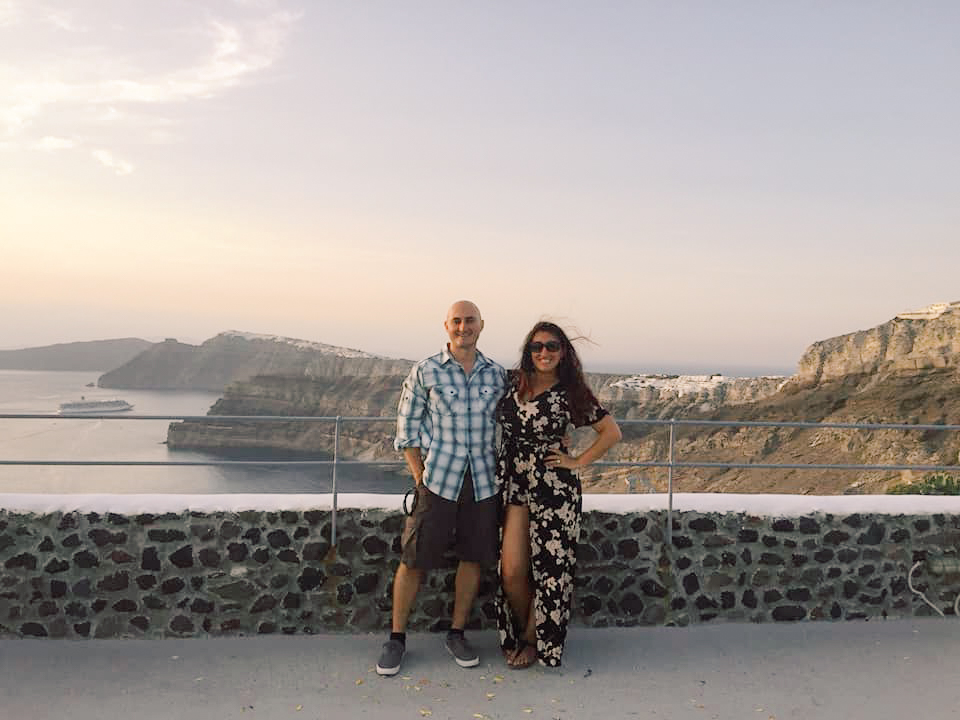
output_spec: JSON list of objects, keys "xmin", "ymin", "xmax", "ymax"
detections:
[{"xmin": 396, "ymin": 562, "xmax": 423, "ymax": 586}]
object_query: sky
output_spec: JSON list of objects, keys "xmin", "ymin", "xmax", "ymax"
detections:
[{"xmin": 1, "ymin": 1, "xmax": 958, "ymax": 375}]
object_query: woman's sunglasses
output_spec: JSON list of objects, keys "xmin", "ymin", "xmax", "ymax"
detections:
[{"xmin": 528, "ymin": 341, "xmax": 562, "ymax": 353}]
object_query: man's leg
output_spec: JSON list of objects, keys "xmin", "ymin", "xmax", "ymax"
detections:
[
  {"xmin": 444, "ymin": 468, "xmax": 497, "ymax": 668},
  {"xmin": 444, "ymin": 559, "xmax": 482, "ymax": 668},
  {"xmin": 450, "ymin": 560, "xmax": 481, "ymax": 630},
  {"xmin": 392, "ymin": 561, "xmax": 423, "ymax": 632},
  {"xmin": 378, "ymin": 483, "xmax": 442, "ymax": 677}
]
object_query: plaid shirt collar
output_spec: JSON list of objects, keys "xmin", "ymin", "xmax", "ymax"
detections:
[{"xmin": 439, "ymin": 345, "xmax": 492, "ymax": 371}]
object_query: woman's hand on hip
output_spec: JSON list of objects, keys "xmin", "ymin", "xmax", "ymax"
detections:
[{"xmin": 546, "ymin": 449, "xmax": 580, "ymax": 470}]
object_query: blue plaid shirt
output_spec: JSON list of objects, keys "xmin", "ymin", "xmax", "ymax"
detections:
[{"xmin": 395, "ymin": 347, "xmax": 506, "ymax": 501}]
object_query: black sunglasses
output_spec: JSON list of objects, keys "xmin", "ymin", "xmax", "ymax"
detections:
[{"xmin": 528, "ymin": 341, "xmax": 562, "ymax": 353}]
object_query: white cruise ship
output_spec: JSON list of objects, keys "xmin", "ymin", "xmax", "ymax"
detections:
[{"xmin": 58, "ymin": 399, "xmax": 134, "ymax": 415}]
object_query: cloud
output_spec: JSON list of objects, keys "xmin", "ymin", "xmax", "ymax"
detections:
[
  {"xmin": 91, "ymin": 148, "xmax": 133, "ymax": 175},
  {"xmin": 90, "ymin": 12, "xmax": 298, "ymax": 105},
  {"xmin": 1, "ymin": 3, "xmax": 299, "ymax": 170},
  {"xmin": 36, "ymin": 135, "xmax": 76, "ymax": 151}
]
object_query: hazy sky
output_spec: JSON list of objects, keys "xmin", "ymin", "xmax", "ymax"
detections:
[{"xmin": 2, "ymin": 1, "xmax": 958, "ymax": 374}]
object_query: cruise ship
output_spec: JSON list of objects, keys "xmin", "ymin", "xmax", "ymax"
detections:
[{"xmin": 57, "ymin": 399, "xmax": 134, "ymax": 415}]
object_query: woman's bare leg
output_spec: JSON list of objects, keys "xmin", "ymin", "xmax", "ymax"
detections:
[{"xmin": 501, "ymin": 504, "xmax": 532, "ymax": 661}]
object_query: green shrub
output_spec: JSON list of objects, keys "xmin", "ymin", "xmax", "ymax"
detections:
[{"xmin": 887, "ymin": 472, "xmax": 960, "ymax": 496}]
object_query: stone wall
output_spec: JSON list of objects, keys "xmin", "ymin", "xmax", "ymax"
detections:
[{"xmin": 2, "ymin": 496, "xmax": 960, "ymax": 639}]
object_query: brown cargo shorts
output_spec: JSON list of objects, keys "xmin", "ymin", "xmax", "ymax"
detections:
[{"xmin": 400, "ymin": 469, "xmax": 499, "ymax": 570}]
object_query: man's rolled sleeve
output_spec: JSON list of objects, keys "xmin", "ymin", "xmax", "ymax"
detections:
[{"xmin": 395, "ymin": 365, "xmax": 427, "ymax": 450}]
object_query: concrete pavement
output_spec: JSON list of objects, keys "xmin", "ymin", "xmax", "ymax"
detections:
[{"xmin": 2, "ymin": 619, "xmax": 959, "ymax": 719}]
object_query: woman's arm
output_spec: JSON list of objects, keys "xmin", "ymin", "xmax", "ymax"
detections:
[{"xmin": 547, "ymin": 414, "xmax": 622, "ymax": 470}]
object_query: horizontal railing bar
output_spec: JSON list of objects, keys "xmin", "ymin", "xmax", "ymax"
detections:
[
  {"xmin": 4, "ymin": 414, "xmax": 960, "ymax": 432},
  {"xmin": 0, "ymin": 459, "xmax": 957, "ymax": 472},
  {"xmin": 0, "ymin": 460, "xmax": 406, "ymax": 467},
  {"xmin": 652, "ymin": 462, "xmax": 960, "ymax": 471},
  {"xmin": 627, "ymin": 419, "xmax": 960, "ymax": 431},
  {"xmin": 0, "ymin": 414, "xmax": 395, "ymax": 422}
]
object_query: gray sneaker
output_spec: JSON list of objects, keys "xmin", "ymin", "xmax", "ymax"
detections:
[
  {"xmin": 376, "ymin": 639, "xmax": 405, "ymax": 676},
  {"xmin": 444, "ymin": 632, "xmax": 479, "ymax": 668}
]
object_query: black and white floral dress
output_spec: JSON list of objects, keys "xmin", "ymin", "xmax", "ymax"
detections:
[{"xmin": 495, "ymin": 383, "xmax": 608, "ymax": 667}]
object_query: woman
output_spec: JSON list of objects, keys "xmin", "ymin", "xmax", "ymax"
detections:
[{"xmin": 496, "ymin": 321, "xmax": 622, "ymax": 668}]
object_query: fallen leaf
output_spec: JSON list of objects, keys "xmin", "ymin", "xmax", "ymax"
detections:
[
  {"xmin": 486, "ymin": 693, "xmax": 495, "ymax": 700},
  {"xmin": 419, "ymin": 710, "xmax": 432, "ymax": 717},
  {"xmin": 295, "ymin": 705, "xmax": 302, "ymax": 712},
  {"xmin": 355, "ymin": 679, "xmax": 364, "ymax": 686},
  {"xmin": 523, "ymin": 709, "xmax": 533, "ymax": 714}
]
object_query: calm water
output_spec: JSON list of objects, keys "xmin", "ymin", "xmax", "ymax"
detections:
[{"xmin": 0, "ymin": 370, "xmax": 406, "ymax": 494}]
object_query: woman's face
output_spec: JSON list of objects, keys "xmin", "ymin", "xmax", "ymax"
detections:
[{"xmin": 528, "ymin": 330, "xmax": 563, "ymax": 374}]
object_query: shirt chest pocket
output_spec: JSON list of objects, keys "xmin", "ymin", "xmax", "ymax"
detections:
[
  {"xmin": 477, "ymin": 384, "xmax": 500, "ymax": 412},
  {"xmin": 432, "ymin": 384, "xmax": 462, "ymax": 415}
]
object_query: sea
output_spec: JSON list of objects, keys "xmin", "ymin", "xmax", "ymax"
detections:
[{"xmin": 0, "ymin": 370, "xmax": 406, "ymax": 495}]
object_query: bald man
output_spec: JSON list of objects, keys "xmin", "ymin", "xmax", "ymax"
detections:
[{"xmin": 376, "ymin": 300, "xmax": 507, "ymax": 676}]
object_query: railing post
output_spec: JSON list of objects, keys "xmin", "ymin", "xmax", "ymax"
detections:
[
  {"xmin": 331, "ymin": 416, "xmax": 341, "ymax": 548},
  {"xmin": 667, "ymin": 421, "xmax": 675, "ymax": 549}
]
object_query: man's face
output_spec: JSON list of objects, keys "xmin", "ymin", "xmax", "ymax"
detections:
[{"xmin": 445, "ymin": 301, "xmax": 483, "ymax": 352}]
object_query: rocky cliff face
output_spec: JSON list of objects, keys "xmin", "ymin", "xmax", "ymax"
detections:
[
  {"xmin": 594, "ymin": 375, "xmax": 786, "ymax": 419},
  {"xmin": 591, "ymin": 365, "xmax": 960, "ymax": 496},
  {"xmin": 99, "ymin": 331, "xmax": 414, "ymax": 392},
  {"xmin": 794, "ymin": 302, "xmax": 960, "ymax": 386},
  {"xmin": 167, "ymin": 373, "xmax": 406, "ymax": 458}
]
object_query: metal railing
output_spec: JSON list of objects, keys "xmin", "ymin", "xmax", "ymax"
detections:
[{"xmin": 2, "ymin": 413, "xmax": 960, "ymax": 547}]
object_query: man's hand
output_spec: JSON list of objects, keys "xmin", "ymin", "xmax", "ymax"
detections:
[{"xmin": 403, "ymin": 447, "xmax": 425, "ymax": 486}]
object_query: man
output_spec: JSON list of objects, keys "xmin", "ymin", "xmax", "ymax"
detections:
[{"xmin": 376, "ymin": 300, "xmax": 507, "ymax": 676}]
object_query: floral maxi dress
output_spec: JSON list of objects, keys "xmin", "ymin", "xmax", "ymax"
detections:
[{"xmin": 495, "ymin": 385, "xmax": 608, "ymax": 667}]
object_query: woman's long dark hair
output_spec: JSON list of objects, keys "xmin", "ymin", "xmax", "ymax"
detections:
[{"xmin": 506, "ymin": 321, "xmax": 599, "ymax": 426}]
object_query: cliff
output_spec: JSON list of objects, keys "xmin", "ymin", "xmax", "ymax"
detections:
[
  {"xmin": 99, "ymin": 331, "xmax": 414, "ymax": 392},
  {"xmin": 167, "ymin": 373, "xmax": 406, "ymax": 458},
  {"xmin": 0, "ymin": 338, "xmax": 153, "ymax": 371},
  {"xmin": 794, "ymin": 301, "xmax": 960, "ymax": 386},
  {"xmin": 584, "ymin": 303, "xmax": 960, "ymax": 495},
  {"xmin": 594, "ymin": 374, "xmax": 786, "ymax": 419}
]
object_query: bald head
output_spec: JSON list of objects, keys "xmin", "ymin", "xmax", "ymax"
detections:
[
  {"xmin": 444, "ymin": 300, "xmax": 484, "ymax": 354},
  {"xmin": 446, "ymin": 300, "xmax": 481, "ymax": 324}
]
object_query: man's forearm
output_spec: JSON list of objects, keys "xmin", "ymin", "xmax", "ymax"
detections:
[{"xmin": 403, "ymin": 448, "xmax": 425, "ymax": 485}]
